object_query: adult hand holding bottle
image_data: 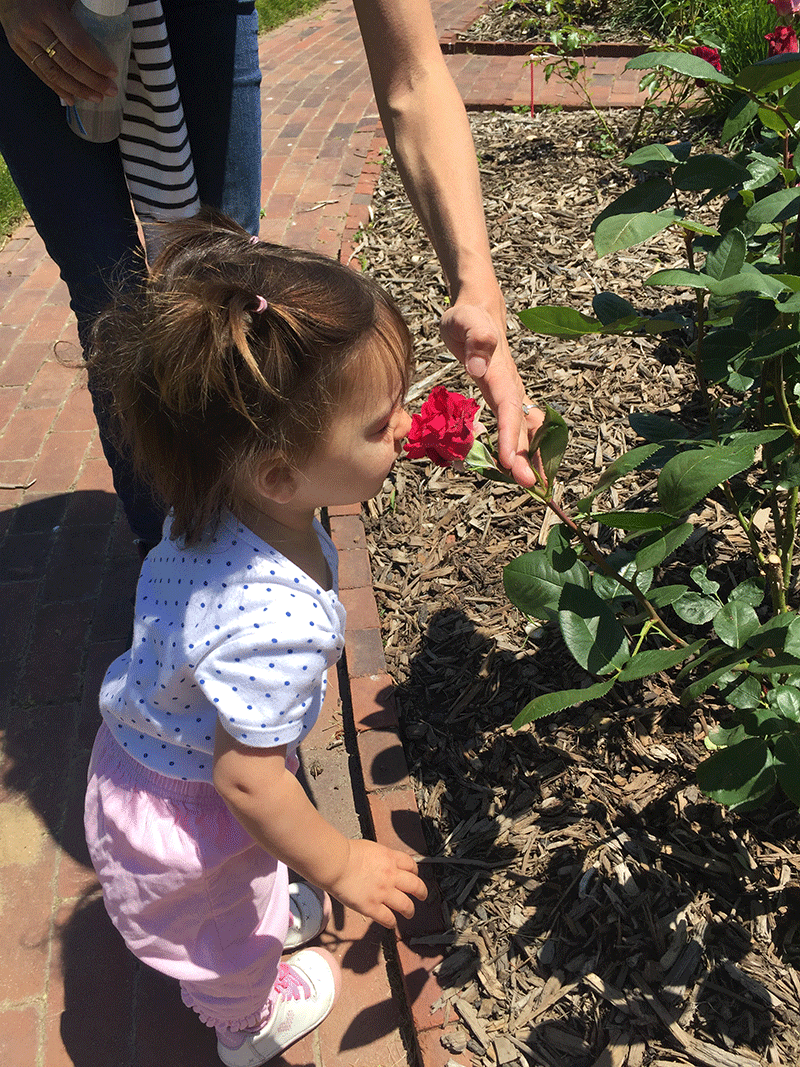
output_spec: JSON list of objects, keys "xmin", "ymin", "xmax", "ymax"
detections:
[{"xmin": 0, "ymin": 0, "xmax": 119, "ymax": 104}]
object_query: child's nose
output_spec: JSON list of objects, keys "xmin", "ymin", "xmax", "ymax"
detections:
[{"xmin": 395, "ymin": 408, "xmax": 412, "ymax": 442}]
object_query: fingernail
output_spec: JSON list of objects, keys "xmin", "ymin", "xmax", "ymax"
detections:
[{"xmin": 466, "ymin": 355, "xmax": 488, "ymax": 377}]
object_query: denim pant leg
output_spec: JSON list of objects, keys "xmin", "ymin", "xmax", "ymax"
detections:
[
  {"xmin": 165, "ymin": 0, "xmax": 262, "ymax": 233},
  {"xmin": 0, "ymin": 2, "xmax": 261, "ymax": 544}
]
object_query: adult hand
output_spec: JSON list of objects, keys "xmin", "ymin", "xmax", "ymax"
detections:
[
  {"xmin": 1, "ymin": 0, "xmax": 118, "ymax": 105},
  {"xmin": 440, "ymin": 298, "xmax": 544, "ymax": 488}
]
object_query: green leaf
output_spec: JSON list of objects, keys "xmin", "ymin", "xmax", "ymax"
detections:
[
  {"xmin": 622, "ymin": 143, "xmax": 683, "ymax": 170},
  {"xmin": 511, "ymin": 678, "xmax": 616, "ymax": 729},
  {"xmin": 576, "ymin": 443, "xmax": 664, "ymax": 514},
  {"xmin": 710, "ymin": 266, "xmax": 788, "ymax": 300},
  {"xmin": 616, "ymin": 639, "xmax": 706, "ymax": 682},
  {"xmin": 746, "ymin": 187, "xmax": 800, "ymax": 226},
  {"xmin": 758, "ymin": 107, "xmax": 789, "ymax": 135},
  {"xmin": 518, "ymin": 306, "xmax": 603, "ymax": 338},
  {"xmin": 593, "ymin": 292, "xmax": 637, "ymax": 325},
  {"xmin": 558, "ymin": 583, "xmax": 629, "ymax": 675},
  {"xmin": 657, "ymin": 442, "xmax": 755, "ymax": 515},
  {"xmin": 705, "ymin": 229, "xmax": 746, "ymax": 281},
  {"xmin": 735, "ymin": 54, "xmax": 800, "ymax": 94},
  {"xmin": 592, "ymin": 557, "xmax": 652, "ymax": 602},
  {"xmin": 744, "ymin": 613, "xmax": 800, "ymax": 655},
  {"xmin": 701, "ymin": 329, "xmax": 751, "ymax": 383},
  {"xmin": 646, "ymin": 268, "xmax": 714, "ymax": 290},
  {"xmin": 714, "ymin": 601, "xmax": 761, "ymax": 648},
  {"xmin": 673, "ymin": 591, "xmax": 721, "ymax": 625},
  {"xmin": 673, "ymin": 155, "xmax": 749, "ymax": 193},
  {"xmin": 594, "ymin": 209, "xmax": 678, "ymax": 257},
  {"xmin": 721, "ymin": 96, "xmax": 758, "ymax": 144},
  {"xmin": 532, "ymin": 405, "xmax": 569, "ymax": 487},
  {"xmin": 594, "ymin": 510, "xmax": 677, "ymax": 531},
  {"xmin": 773, "ymin": 732, "xmax": 800, "ymax": 805},
  {"xmin": 628, "ymin": 412, "xmax": 693, "ymax": 442},
  {"xmin": 626, "ymin": 50, "xmax": 732, "ymax": 85},
  {"xmin": 696, "ymin": 737, "xmax": 776, "ymax": 810},
  {"xmin": 706, "ymin": 722, "xmax": 747, "ymax": 748},
  {"xmin": 729, "ymin": 577, "xmax": 765, "ymax": 608},
  {"xmin": 591, "ymin": 177, "xmax": 673, "ymax": 232},
  {"xmin": 722, "ymin": 674, "xmax": 762, "ymax": 710},
  {"xmin": 782, "ymin": 80, "xmax": 800, "ymax": 120},
  {"xmin": 503, "ymin": 551, "xmax": 590, "ymax": 622},
  {"xmin": 634, "ymin": 522, "xmax": 693, "ymax": 570},
  {"xmin": 646, "ymin": 583, "xmax": 689, "ymax": 607},
  {"xmin": 690, "ymin": 564, "xmax": 719, "ymax": 595},
  {"xmin": 768, "ymin": 684, "xmax": 800, "ymax": 723}
]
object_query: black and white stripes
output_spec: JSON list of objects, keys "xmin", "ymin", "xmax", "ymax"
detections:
[{"xmin": 120, "ymin": 0, "xmax": 199, "ymax": 226}]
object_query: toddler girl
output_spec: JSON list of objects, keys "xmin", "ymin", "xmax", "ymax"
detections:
[{"xmin": 84, "ymin": 211, "xmax": 427, "ymax": 1067}]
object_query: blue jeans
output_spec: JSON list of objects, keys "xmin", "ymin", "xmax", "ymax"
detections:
[{"xmin": 0, "ymin": 0, "xmax": 262, "ymax": 544}]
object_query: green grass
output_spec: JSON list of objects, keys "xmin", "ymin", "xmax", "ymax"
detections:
[
  {"xmin": 0, "ymin": 0, "xmax": 326, "ymax": 241},
  {"xmin": 0, "ymin": 155, "xmax": 25, "ymax": 244},
  {"xmin": 255, "ymin": 0, "xmax": 325, "ymax": 33}
]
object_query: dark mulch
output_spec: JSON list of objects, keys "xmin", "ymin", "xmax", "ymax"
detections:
[
  {"xmin": 357, "ymin": 109, "xmax": 800, "ymax": 1067},
  {"xmin": 457, "ymin": 0, "xmax": 655, "ymax": 44}
]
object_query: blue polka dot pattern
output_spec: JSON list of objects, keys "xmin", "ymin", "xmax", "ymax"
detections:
[{"xmin": 98, "ymin": 512, "xmax": 345, "ymax": 784}]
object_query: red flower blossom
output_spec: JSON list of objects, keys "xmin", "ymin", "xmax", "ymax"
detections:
[
  {"xmin": 766, "ymin": 25, "xmax": 799, "ymax": 55},
  {"xmin": 691, "ymin": 45, "xmax": 722, "ymax": 72},
  {"xmin": 405, "ymin": 386, "xmax": 480, "ymax": 466}
]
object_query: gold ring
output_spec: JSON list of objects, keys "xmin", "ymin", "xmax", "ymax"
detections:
[{"xmin": 44, "ymin": 38, "xmax": 59, "ymax": 57}]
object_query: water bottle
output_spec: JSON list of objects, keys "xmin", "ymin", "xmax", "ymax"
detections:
[{"xmin": 66, "ymin": 0, "xmax": 132, "ymax": 142}]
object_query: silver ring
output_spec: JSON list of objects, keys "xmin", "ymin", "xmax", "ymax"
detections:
[{"xmin": 522, "ymin": 403, "xmax": 533, "ymax": 415}]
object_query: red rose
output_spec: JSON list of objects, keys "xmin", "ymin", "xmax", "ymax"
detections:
[
  {"xmin": 405, "ymin": 386, "xmax": 480, "ymax": 466},
  {"xmin": 766, "ymin": 25, "xmax": 799, "ymax": 55},
  {"xmin": 690, "ymin": 45, "xmax": 721, "ymax": 72}
]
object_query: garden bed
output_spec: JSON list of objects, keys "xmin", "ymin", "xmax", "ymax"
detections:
[
  {"xmin": 456, "ymin": 0, "xmax": 655, "ymax": 46},
  {"xmin": 359, "ymin": 108, "xmax": 800, "ymax": 1067}
]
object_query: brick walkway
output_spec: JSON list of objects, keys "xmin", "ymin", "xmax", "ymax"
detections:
[{"xmin": 0, "ymin": 4, "xmax": 647, "ymax": 1065}]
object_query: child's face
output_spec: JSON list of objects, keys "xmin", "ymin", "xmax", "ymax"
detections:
[{"xmin": 292, "ymin": 351, "xmax": 412, "ymax": 511}]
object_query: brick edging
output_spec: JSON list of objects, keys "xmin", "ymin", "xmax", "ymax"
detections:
[{"xmin": 326, "ymin": 504, "xmax": 467, "ymax": 1067}]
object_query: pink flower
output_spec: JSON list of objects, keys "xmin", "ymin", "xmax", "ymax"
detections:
[
  {"xmin": 405, "ymin": 387, "xmax": 480, "ymax": 466},
  {"xmin": 691, "ymin": 45, "xmax": 722, "ymax": 72},
  {"xmin": 769, "ymin": 0, "xmax": 800, "ymax": 17},
  {"xmin": 766, "ymin": 25, "xmax": 799, "ymax": 54}
]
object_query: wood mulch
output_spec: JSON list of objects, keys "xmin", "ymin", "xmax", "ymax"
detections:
[
  {"xmin": 357, "ymin": 109, "xmax": 800, "ymax": 1067},
  {"xmin": 457, "ymin": 0, "xmax": 653, "ymax": 44}
]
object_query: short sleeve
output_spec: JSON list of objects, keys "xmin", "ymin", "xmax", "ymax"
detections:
[{"xmin": 195, "ymin": 583, "xmax": 344, "ymax": 749}]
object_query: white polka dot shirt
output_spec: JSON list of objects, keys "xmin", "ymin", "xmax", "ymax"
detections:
[{"xmin": 99, "ymin": 512, "xmax": 346, "ymax": 782}]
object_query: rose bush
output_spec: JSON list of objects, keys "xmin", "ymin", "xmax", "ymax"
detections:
[{"xmin": 404, "ymin": 385, "xmax": 481, "ymax": 466}]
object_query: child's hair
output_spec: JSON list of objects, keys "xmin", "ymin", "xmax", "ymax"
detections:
[{"xmin": 90, "ymin": 209, "xmax": 414, "ymax": 545}]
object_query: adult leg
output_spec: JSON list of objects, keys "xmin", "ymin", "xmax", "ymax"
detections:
[
  {"xmin": 0, "ymin": 29, "xmax": 165, "ymax": 544},
  {"xmin": 165, "ymin": 0, "xmax": 262, "ymax": 232}
]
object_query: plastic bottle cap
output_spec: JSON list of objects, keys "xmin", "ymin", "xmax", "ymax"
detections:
[{"xmin": 80, "ymin": 0, "xmax": 128, "ymax": 15}]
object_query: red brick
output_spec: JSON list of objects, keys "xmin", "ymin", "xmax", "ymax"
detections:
[
  {"xmin": 417, "ymin": 1024, "xmax": 476, "ymax": 1067},
  {"xmin": 18, "ymin": 601, "xmax": 95, "ymax": 705},
  {"xmin": 349, "ymin": 673, "xmax": 398, "ymax": 732},
  {"xmin": 0, "ymin": 385, "xmax": 23, "ymax": 432},
  {"xmin": 0, "ymin": 404, "xmax": 57, "ymax": 461},
  {"xmin": 395, "ymin": 940, "xmax": 452, "ymax": 1034},
  {"xmin": 23, "ymin": 359, "xmax": 78, "ymax": 409},
  {"xmin": 356, "ymin": 726, "xmax": 410, "ymax": 793},
  {"xmin": 27, "ymin": 429, "xmax": 93, "ymax": 494},
  {"xmin": 328, "ymin": 513, "xmax": 367, "ymax": 551},
  {"xmin": 345, "ymin": 627, "xmax": 386, "ymax": 678},
  {"xmin": 340, "ymin": 583, "xmax": 380, "ymax": 631},
  {"xmin": 0, "ymin": 1005, "xmax": 41, "ymax": 1067},
  {"xmin": 0, "ymin": 339, "xmax": 49, "ymax": 388},
  {"xmin": 0, "ymin": 580, "xmax": 38, "ymax": 661},
  {"xmin": 366, "ymin": 787, "xmax": 429, "ymax": 859},
  {"xmin": 52, "ymin": 384, "xmax": 95, "ymax": 433}
]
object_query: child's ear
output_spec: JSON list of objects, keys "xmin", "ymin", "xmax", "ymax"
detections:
[{"xmin": 255, "ymin": 461, "xmax": 298, "ymax": 505}]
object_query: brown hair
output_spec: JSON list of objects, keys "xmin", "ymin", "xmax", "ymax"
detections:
[{"xmin": 89, "ymin": 209, "xmax": 413, "ymax": 545}]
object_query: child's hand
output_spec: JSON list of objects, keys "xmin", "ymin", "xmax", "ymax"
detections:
[{"xmin": 330, "ymin": 840, "xmax": 427, "ymax": 928}]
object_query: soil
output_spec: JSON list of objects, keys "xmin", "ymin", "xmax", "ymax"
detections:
[
  {"xmin": 357, "ymin": 109, "xmax": 800, "ymax": 1067},
  {"xmin": 457, "ymin": 0, "xmax": 655, "ymax": 45}
]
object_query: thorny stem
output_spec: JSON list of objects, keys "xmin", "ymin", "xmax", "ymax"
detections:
[{"xmin": 535, "ymin": 491, "xmax": 687, "ymax": 647}]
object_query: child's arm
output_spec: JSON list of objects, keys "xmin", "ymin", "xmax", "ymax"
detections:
[{"xmin": 213, "ymin": 723, "xmax": 427, "ymax": 929}]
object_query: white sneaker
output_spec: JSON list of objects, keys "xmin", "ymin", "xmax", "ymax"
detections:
[
  {"xmin": 284, "ymin": 882, "xmax": 331, "ymax": 951},
  {"xmin": 216, "ymin": 948, "xmax": 341, "ymax": 1067}
]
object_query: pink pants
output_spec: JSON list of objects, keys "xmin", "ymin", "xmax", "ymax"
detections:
[{"xmin": 84, "ymin": 723, "xmax": 289, "ymax": 1031}]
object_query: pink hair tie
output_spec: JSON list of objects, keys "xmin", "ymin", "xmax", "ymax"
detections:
[
  {"xmin": 251, "ymin": 295, "xmax": 268, "ymax": 314},
  {"xmin": 249, "ymin": 235, "xmax": 260, "ymax": 245}
]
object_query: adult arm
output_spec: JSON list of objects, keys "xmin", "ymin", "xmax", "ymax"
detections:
[
  {"xmin": 351, "ymin": 0, "xmax": 543, "ymax": 487},
  {"xmin": 0, "ymin": 0, "xmax": 118, "ymax": 104},
  {"xmin": 213, "ymin": 724, "xmax": 428, "ymax": 929}
]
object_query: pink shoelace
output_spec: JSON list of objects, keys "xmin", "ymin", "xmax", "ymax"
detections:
[{"xmin": 274, "ymin": 962, "xmax": 312, "ymax": 1002}]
